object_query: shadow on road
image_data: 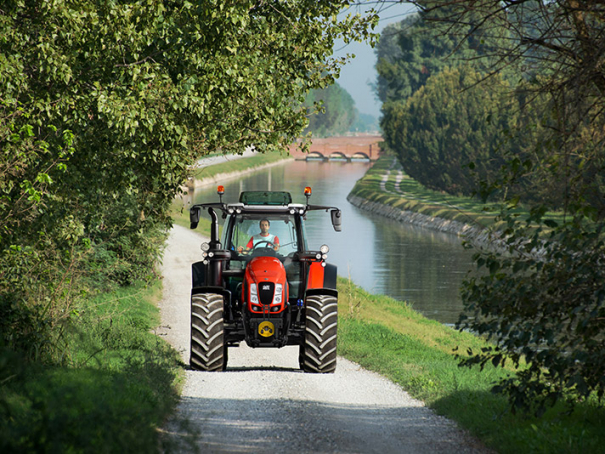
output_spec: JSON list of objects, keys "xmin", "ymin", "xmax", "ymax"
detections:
[{"xmin": 164, "ymin": 396, "xmax": 490, "ymax": 454}]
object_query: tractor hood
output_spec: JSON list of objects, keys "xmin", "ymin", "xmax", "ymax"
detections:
[{"xmin": 247, "ymin": 256, "xmax": 286, "ymax": 283}]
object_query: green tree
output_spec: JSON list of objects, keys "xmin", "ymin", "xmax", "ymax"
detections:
[
  {"xmin": 351, "ymin": 112, "xmax": 379, "ymax": 133},
  {"xmin": 375, "ymin": 3, "xmax": 507, "ymax": 104},
  {"xmin": 383, "ymin": 66, "xmax": 523, "ymax": 196},
  {"xmin": 408, "ymin": 0, "xmax": 605, "ymax": 215}
]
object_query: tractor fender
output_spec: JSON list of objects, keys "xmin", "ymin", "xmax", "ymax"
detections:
[
  {"xmin": 192, "ymin": 261, "xmax": 206, "ymax": 288},
  {"xmin": 306, "ymin": 262, "xmax": 337, "ymax": 291}
]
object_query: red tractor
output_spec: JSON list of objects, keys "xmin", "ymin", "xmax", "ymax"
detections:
[{"xmin": 189, "ymin": 187, "xmax": 342, "ymax": 373}]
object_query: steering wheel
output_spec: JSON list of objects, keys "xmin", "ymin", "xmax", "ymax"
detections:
[{"xmin": 253, "ymin": 240, "xmax": 275, "ymax": 249}]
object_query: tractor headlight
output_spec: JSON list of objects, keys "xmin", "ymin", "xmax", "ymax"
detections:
[
  {"xmin": 201, "ymin": 242, "xmax": 210, "ymax": 252},
  {"xmin": 322, "ymin": 254, "xmax": 328, "ymax": 260},
  {"xmin": 250, "ymin": 283, "xmax": 258, "ymax": 304},
  {"xmin": 274, "ymin": 284, "xmax": 283, "ymax": 304},
  {"xmin": 320, "ymin": 244, "xmax": 329, "ymax": 254},
  {"xmin": 315, "ymin": 253, "xmax": 322, "ymax": 260}
]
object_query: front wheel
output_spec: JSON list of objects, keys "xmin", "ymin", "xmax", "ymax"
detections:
[
  {"xmin": 300, "ymin": 294, "xmax": 338, "ymax": 373},
  {"xmin": 190, "ymin": 293, "xmax": 226, "ymax": 371}
]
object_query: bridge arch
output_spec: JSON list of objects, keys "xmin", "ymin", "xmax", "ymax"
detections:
[
  {"xmin": 350, "ymin": 152, "xmax": 371, "ymax": 161},
  {"xmin": 329, "ymin": 151, "xmax": 347, "ymax": 161},
  {"xmin": 306, "ymin": 151, "xmax": 325, "ymax": 160}
]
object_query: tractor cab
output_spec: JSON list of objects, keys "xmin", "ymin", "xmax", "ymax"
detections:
[{"xmin": 188, "ymin": 187, "xmax": 342, "ymax": 373}]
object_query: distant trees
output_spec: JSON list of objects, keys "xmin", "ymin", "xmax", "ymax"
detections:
[
  {"xmin": 351, "ymin": 112, "xmax": 380, "ymax": 133},
  {"xmin": 304, "ymin": 82, "xmax": 380, "ymax": 136},
  {"xmin": 305, "ymin": 83, "xmax": 358, "ymax": 137},
  {"xmin": 377, "ymin": 6, "xmax": 519, "ymax": 198}
]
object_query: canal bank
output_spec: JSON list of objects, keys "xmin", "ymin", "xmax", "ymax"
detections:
[
  {"xmin": 187, "ymin": 152, "xmax": 293, "ymax": 189},
  {"xmin": 345, "ymin": 156, "xmax": 509, "ymax": 251}
]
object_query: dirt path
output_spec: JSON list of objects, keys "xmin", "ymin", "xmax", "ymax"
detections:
[{"xmin": 159, "ymin": 224, "xmax": 491, "ymax": 453}]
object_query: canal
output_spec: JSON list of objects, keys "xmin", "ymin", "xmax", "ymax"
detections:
[{"xmin": 189, "ymin": 159, "xmax": 476, "ymax": 325}]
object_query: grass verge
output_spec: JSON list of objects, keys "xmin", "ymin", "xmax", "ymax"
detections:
[
  {"xmin": 0, "ymin": 281, "xmax": 185, "ymax": 453},
  {"xmin": 337, "ymin": 276, "xmax": 605, "ymax": 454}
]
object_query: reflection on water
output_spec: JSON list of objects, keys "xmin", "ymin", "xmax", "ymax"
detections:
[{"xmin": 187, "ymin": 160, "xmax": 475, "ymax": 325}]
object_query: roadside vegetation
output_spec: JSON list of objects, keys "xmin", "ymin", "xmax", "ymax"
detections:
[
  {"xmin": 0, "ymin": 278, "xmax": 184, "ymax": 453},
  {"xmin": 337, "ymin": 276, "xmax": 605, "ymax": 454},
  {"xmin": 350, "ymin": 154, "xmax": 605, "ymax": 451}
]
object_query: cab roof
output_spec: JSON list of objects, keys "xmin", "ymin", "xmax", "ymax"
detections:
[{"xmin": 238, "ymin": 191, "xmax": 292, "ymax": 206}]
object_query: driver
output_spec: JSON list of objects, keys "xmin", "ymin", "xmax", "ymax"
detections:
[{"xmin": 237, "ymin": 218, "xmax": 280, "ymax": 253}]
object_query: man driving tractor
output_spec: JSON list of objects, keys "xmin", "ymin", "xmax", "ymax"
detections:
[{"xmin": 237, "ymin": 218, "xmax": 280, "ymax": 253}]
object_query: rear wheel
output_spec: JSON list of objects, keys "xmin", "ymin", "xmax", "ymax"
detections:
[
  {"xmin": 300, "ymin": 294, "xmax": 338, "ymax": 373},
  {"xmin": 190, "ymin": 293, "xmax": 226, "ymax": 371}
]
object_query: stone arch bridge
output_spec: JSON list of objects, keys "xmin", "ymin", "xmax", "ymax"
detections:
[{"xmin": 288, "ymin": 135, "xmax": 382, "ymax": 162}]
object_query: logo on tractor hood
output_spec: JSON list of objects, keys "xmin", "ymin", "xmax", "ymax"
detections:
[{"xmin": 258, "ymin": 321, "xmax": 275, "ymax": 337}]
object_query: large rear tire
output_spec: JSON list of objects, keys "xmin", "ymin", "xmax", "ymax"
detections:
[
  {"xmin": 301, "ymin": 294, "xmax": 338, "ymax": 373},
  {"xmin": 190, "ymin": 293, "xmax": 226, "ymax": 371}
]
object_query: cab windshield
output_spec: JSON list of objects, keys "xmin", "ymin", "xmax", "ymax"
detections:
[{"xmin": 228, "ymin": 214, "xmax": 302, "ymax": 257}]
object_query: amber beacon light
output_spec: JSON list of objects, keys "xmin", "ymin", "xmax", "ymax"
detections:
[
  {"xmin": 304, "ymin": 186, "xmax": 312, "ymax": 204},
  {"xmin": 217, "ymin": 185, "xmax": 225, "ymax": 203}
]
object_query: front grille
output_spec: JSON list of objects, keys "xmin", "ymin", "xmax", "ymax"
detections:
[{"xmin": 258, "ymin": 282, "xmax": 275, "ymax": 305}]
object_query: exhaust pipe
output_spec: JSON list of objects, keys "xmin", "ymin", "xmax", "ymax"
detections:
[{"xmin": 209, "ymin": 207, "xmax": 221, "ymax": 249}]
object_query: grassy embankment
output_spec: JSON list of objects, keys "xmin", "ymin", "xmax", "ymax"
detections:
[
  {"xmin": 182, "ymin": 153, "xmax": 604, "ymax": 454},
  {"xmin": 1, "ymin": 280, "xmax": 186, "ymax": 453},
  {"xmin": 337, "ymin": 278, "xmax": 605, "ymax": 454},
  {"xmin": 349, "ymin": 155, "xmax": 567, "ymax": 231}
]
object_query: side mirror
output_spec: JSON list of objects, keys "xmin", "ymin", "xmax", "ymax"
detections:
[
  {"xmin": 330, "ymin": 209, "xmax": 342, "ymax": 232},
  {"xmin": 190, "ymin": 206, "xmax": 201, "ymax": 229}
]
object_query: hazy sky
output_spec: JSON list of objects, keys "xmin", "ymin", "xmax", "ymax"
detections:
[{"xmin": 333, "ymin": 2, "xmax": 417, "ymax": 118}]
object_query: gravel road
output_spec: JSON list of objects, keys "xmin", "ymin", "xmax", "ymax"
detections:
[{"xmin": 159, "ymin": 224, "xmax": 491, "ymax": 453}]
